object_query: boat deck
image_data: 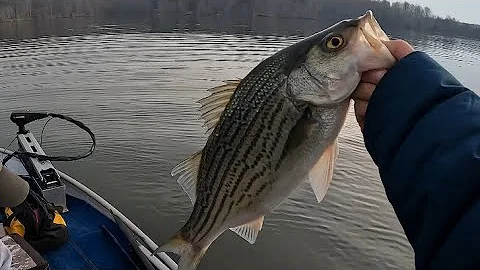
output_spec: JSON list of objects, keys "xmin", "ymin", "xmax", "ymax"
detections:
[
  {"xmin": 40, "ymin": 195, "xmax": 145, "ymax": 270},
  {"xmin": 0, "ymin": 148, "xmax": 176, "ymax": 270}
]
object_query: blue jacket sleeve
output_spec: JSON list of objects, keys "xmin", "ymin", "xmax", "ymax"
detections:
[{"xmin": 364, "ymin": 51, "xmax": 480, "ymax": 270}]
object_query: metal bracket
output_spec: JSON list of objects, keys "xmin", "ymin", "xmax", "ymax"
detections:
[{"xmin": 17, "ymin": 132, "xmax": 67, "ymax": 212}]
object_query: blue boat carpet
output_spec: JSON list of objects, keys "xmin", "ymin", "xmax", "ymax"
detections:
[{"xmin": 41, "ymin": 195, "xmax": 144, "ymax": 270}]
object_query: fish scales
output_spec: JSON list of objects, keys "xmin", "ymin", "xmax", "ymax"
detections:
[
  {"xmin": 197, "ymin": 53, "xmax": 287, "ymax": 198},
  {"xmin": 197, "ymin": 90, "xmax": 302, "ymax": 242},
  {"xmin": 189, "ymin": 54, "xmax": 293, "ymax": 241},
  {"xmin": 182, "ymin": 61, "xmax": 285, "ymax": 238}
]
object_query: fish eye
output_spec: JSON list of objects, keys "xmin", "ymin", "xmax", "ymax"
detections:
[{"xmin": 325, "ymin": 35, "xmax": 345, "ymax": 51}]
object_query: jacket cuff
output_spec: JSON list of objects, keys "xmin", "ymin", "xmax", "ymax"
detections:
[{"xmin": 363, "ymin": 51, "xmax": 466, "ymax": 168}]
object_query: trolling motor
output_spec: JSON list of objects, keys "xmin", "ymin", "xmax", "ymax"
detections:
[
  {"xmin": 11, "ymin": 111, "xmax": 50, "ymax": 135},
  {"xmin": 7, "ymin": 110, "xmax": 96, "ymax": 212}
]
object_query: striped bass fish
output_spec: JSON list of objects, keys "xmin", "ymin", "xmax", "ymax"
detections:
[{"xmin": 155, "ymin": 10, "xmax": 395, "ymax": 270}]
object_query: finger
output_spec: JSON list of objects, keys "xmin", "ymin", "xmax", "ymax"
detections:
[
  {"xmin": 354, "ymin": 105, "xmax": 365, "ymax": 132},
  {"xmin": 351, "ymin": 82, "xmax": 375, "ymax": 101},
  {"xmin": 354, "ymin": 99, "xmax": 369, "ymax": 122},
  {"xmin": 361, "ymin": 69, "xmax": 387, "ymax": 85},
  {"xmin": 354, "ymin": 100, "xmax": 368, "ymax": 133},
  {"xmin": 382, "ymin": 40, "xmax": 415, "ymax": 60},
  {"xmin": 355, "ymin": 111, "xmax": 365, "ymax": 130},
  {"xmin": 358, "ymin": 119, "xmax": 365, "ymax": 133}
]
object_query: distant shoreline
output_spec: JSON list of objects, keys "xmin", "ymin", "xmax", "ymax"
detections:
[
  {"xmin": 1, "ymin": 0, "xmax": 479, "ymax": 41},
  {"xmin": 0, "ymin": 15, "xmax": 95, "ymax": 24}
]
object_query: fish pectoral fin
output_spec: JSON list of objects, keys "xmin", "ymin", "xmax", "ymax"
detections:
[
  {"xmin": 198, "ymin": 79, "xmax": 241, "ymax": 135},
  {"xmin": 308, "ymin": 139, "xmax": 339, "ymax": 203},
  {"xmin": 229, "ymin": 216, "xmax": 265, "ymax": 244},
  {"xmin": 171, "ymin": 150, "xmax": 203, "ymax": 204}
]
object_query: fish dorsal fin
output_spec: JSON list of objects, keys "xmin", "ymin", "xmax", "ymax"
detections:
[
  {"xmin": 230, "ymin": 216, "xmax": 265, "ymax": 244},
  {"xmin": 309, "ymin": 139, "xmax": 339, "ymax": 203},
  {"xmin": 198, "ymin": 79, "xmax": 241, "ymax": 134},
  {"xmin": 171, "ymin": 150, "xmax": 203, "ymax": 204}
]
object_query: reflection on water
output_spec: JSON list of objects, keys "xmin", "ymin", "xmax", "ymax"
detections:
[
  {"xmin": 1, "ymin": 19, "xmax": 479, "ymax": 270},
  {"xmin": 0, "ymin": 18, "xmax": 152, "ymax": 41}
]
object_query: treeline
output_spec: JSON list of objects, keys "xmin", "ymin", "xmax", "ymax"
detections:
[
  {"xmin": 0, "ymin": 0, "xmax": 151, "ymax": 21},
  {"xmin": 1, "ymin": 0, "xmax": 480, "ymax": 40},
  {"xmin": 314, "ymin": 0, "xmax": 480, "ymax": 39},
  {"xmin": 154, "ymin": 0, "xmax": 480, "ymax": 39},
  {"xmin": 0, "ymin": 0, "xmax": 95, "ymax": 20}
]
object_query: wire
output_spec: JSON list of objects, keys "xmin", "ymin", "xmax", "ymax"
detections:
[
  {"xmin": 5, "ymin": 136, "xmax": 17, "ymax": 150},
  {"xmin": 2, "ymin": 112, "xmax": 96, "ymax": 165},
  {"xmin": 40, "ymin": 117, "xmax": 54, "ymax": 146},
  {"xmin": 2, "ymin": 136, "xmax": 18, "ymax": 169}
]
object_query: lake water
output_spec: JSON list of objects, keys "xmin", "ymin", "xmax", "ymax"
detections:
[{"xmin": 1, "ymin": 20, "xmax": 479, "ymax": 270}]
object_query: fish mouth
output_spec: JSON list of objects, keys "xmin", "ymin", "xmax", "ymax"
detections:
[{"xmin": 356, "ymin": 10, "xmax": 389, "ymax": 49}]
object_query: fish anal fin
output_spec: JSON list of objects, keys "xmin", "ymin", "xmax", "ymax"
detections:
[
  {"xmin": 171, "ymin": 150, "xmax": 203, "ymax": 204},
  {"xmin": 308, "ymin": 139, "xmax": 339, "ymax": 203},
  {"xmin": 229, "ymin": 216, "xmax": 265, "ymax": 244}
]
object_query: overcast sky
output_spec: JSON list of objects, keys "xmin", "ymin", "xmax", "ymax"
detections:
[{"xmin": 401, "ymin": 0, "xmax": 480, "ymax": 25}]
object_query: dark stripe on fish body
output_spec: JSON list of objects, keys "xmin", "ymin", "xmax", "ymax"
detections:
[
  {"xmin": 255, "ymin": 183, "xmax": 268, "ymax": 196},
  {"xmin": 187, "ymin": 127, "xmax": 236, "ymax": 233},
  {"xmin": 184, "ymin": 110, "xmax": 243, "ymax": 234},
  {"xmin": 243, "ymin": 114, "xmax": 290, "ymax": 197},
  {"xmin": 192, "ymin": 92, "xmax": 260, "ymax": 227},
  {"xmin": 210, "ymin": 192, "xmax": 229, "ymax": 227},
  {"xmin": 236, "ymin": 194, "xmax": 246, "ymax": 206},
  {"xmin": 194, "ymin": 77, "xmax": 286, "ymax": 242},
  {"xmin": 273, "ymin": 117, "xmax": 292, "ymax": 171},
  {"xmin": 214, "ymin": 83, "xmax": 284, "ymax": 211},
  {"xmin": 226, "ymin": 107, "xmax": 273, "ymax": 198},
  {"xmin": 268, "ymin": 99, "xmax": 285, "ymax": 130},
  {"xmin": 197, "ymin": 89, "xmax": 292, "ymax": 242},
  {"xmin": 231, "ymin": 98, "xmax": 286, "ymax": 205},
  {"xmin": 246, "ymin": 113, "xmax": 292, "ymax": 204},
  {"xmin": 194, "ymin": 111, "xmax": 267, "ymax": 240},
  {"xmin": 188, "ymin": 74, "xmax": 264, "ymax": 231},
  {"xmin": 200, "ymin": 68, "xmax": 275, "ymax": 192},
  {"xmin": 242, "ymin": 170, "xmax": 264, "ymax": 194},
  {"xmin": 222, "ymin": 201, "xmax": 235, "ymax": 223},
  {"xmin": 225, "ymin": 88, "xmax": 293, "ymax": 213},
  {"xmin": 207, "ymin": 188, "xmax": 235, "ymax": 237},
  {"xmin": 184, "ymin": 53, "xmax": 287, "ymax": 237},
  {"xmin": 187, "ymin": 53, "xmax": 288, "ymax": 241},
  {"xmin": 229, "ymin": 164, "xmax": 249, "ymax": 197},
  {"xmin": 191, "ymin": 75, "xmax": 283, "ymax": 241}
]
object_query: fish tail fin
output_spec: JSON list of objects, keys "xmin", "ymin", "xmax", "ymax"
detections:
[{"xmin": 152, "ymin": 233, "xmax": 207, "ymax": 270}]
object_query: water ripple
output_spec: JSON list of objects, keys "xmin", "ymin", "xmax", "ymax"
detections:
[{"xmin": 1, "ymin": 31, "xmax": 478, "ymax": 270}]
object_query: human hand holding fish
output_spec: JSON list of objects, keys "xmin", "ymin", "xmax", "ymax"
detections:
[{"xmin": 352, "ymin": 39, "xmax": 415, "ymax": 132}]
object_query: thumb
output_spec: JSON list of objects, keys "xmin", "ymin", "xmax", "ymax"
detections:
[{"xmin": 382, "ymin": 40, "xmax": 415, "ymax": 61}]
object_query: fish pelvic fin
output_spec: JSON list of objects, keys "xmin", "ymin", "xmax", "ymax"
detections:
[
  {"xmin": 308, "ymin": 139, "xmax": 339, "ymax": 203},
  {"xmin": 152, "ymin": 233, "xmax": 208, "ymax": 270}
]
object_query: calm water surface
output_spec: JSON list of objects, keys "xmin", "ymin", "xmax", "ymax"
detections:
[{"xmin": 1, "ymin": 23, "xmax": 479, "ymax": 270}]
